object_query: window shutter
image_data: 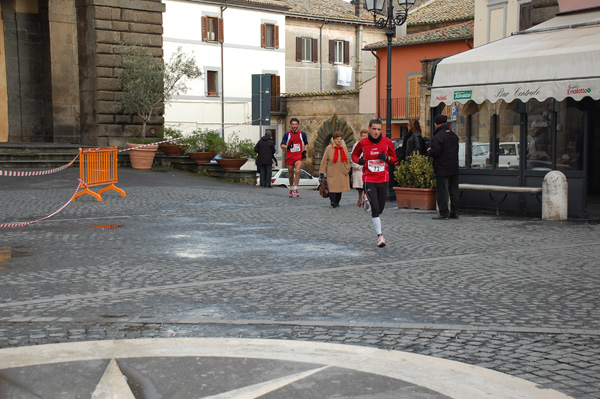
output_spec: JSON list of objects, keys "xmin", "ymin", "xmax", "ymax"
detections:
[
  {"xmin": 329, "ymin": 40, "xmax": 335, "ymax": 64},
  {"xmin": 201, "ymin": 16, "xmax": 208, "ymax": 42},
  {"xmin": 271, "ymin": 74, "xmax": 281, "ymax": 112},
  {"xmin": 519, "ymin": 3, "xmax": 532, "ymax": 31},
  {"xmin": 408, "ymin": 75, "xmax": 422, "ymax": 118},
  {"xmin": 274, "ymin": 25, "xmax": 279, "ymax": 49},
  {"xmin": 296, "ymin": 37, "xmax": 302, "ymax": 61},
  {"xmin": 261, "ymin": 23, "xmax": 266, "ymax": 48},
  {"xmin": 344, "ymin": 41, "xmax": 350, "ymax": 64},
  {"xmin": 311, "ymin": 38, "xmax": 318, "ymax": 63},
  {"xmin": 217, "ymin": 18, "xmax": 224, "ymax": 43}
]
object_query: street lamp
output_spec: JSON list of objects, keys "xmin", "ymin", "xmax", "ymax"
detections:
[{"xmin": 365, "ymin": 0, "xmax": 414, "ymax": 139}]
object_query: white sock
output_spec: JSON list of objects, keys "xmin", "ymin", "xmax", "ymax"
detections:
[
  {"xmin": 372, "ymin": 217, "xmax": 382, "ymax": 236},
  {"xmin": 293, "ymin": 185, "xmax": 298, "ymax": 190}
]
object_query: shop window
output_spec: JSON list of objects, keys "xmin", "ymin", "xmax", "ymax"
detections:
[
  {"xmin": 526, "ymin": 99, "xmax": 554, "ymax": 170},
  {"xmin": 556, "ymin": 99, "xmax": 584, "ymax": 171},
  {"xmin": 468, "ymin": 101, "xmax": 492, "ymax": 169},
  {"xmin": 495, "ymin": 101, "xmax": 521, "ymax": 169}
]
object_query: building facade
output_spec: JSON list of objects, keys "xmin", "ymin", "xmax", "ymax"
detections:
[
  {"xmin": 162, "ymin": 0, "xmax": 288, "ymax": 146},
  {"xmin": 0, "ymin": 0, "xmax": 165, "ymax": 146},
  {"xmin": 282, "ymin": 0, "xmax": 386, "ymax": 94}
]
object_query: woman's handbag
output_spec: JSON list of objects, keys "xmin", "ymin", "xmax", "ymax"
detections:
[{"xmin": 318, "ymin": 176, "xmax": 329, "ymax": 198}]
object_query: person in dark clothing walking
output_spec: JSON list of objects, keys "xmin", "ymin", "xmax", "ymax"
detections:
[
  {"xmin": 397, "ymin": 119, "xmax": 424, "ymax": 164},
  {"xmin": 254, "ymin": 133, "xmax": 276, "ymax": 187},
  {"xmin": 427, "ymin": 115, "xmax": 459, "ymax": 219}
]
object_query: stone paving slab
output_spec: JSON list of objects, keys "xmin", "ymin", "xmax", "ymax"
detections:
[
  {"xmin": 1, "ymin": 167, "xmax": 599, "ymax": 398},
  {"xmin": 0, "ymin": 338, "xmax": 573, "ymax": 399}
]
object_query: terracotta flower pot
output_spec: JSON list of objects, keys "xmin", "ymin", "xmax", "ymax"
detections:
[
  {"xmin": 216, "ymin": 158, "xmax": 248, "ymax": 170},
  {"xmin": 127, "ymin": 143, "xmax": 158, "ymax": 170},
  {"xmin": 188, "ymin": 151, "xmax": 217, "ymax": 164},
  {"xmin": 159, "ymin": 144, "xmax": 187, "ymax": 157},
  {"xmin": 393, "ymin": 187, "xmax": 436, "ymax": 210}
]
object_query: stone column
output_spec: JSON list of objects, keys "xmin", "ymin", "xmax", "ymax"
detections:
[
  {"xmin": 48, "ymin": 0, "xmax": 80, "ymax": 143},
  {"xmin": 542, "ymin": 170, "xmax": 568, "ymax": 220}
]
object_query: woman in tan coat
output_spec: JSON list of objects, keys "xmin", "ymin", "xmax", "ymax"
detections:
[{"xmin": 319, "ymin": 131, "xmax": 351, "ymax": 208}]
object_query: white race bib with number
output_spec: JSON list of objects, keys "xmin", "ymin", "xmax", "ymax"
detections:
[
  {"xmin": 289, "ymin": 143, "xmax": 300, "ymax": 152},
  {"xmin": 367, "ymin": 159, "xmax": 385, "ymax": 173}
]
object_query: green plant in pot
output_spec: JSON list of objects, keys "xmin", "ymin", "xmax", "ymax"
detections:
[
  {"xmin": 216, "ymin": 132, "xmax": 257, "ymax": 170},
  {"xmin": 186, "ymin": 131, "xmax": 225, "ymax": 164},
  {"xmin": 158, "ymin": 127, "xmax": 188, "ymax": 156},
  {"xmin": 393, "ymin": 152, "xmax": 437, "ymax": 210},
  {"xmin": 118, "ymin": 45, "xmax": 201, "ymax": 169}
]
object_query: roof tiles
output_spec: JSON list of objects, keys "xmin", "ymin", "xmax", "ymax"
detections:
[
  {"xmin": 408, "ymin": 0, "xmax": 474, "ymax": 25},
  {"xmin": 364, "ymin": 20, "xmax": 473, "ymax": 49}
]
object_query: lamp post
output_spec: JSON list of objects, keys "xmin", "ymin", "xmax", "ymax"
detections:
[{"xmin": 365, "ymin": 0, "xmax": 414, "ymax": 139}]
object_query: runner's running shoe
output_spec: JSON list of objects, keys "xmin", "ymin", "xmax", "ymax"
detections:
[
  {"xmin": 294, "ymin": 190, "xmax": 300, "ymax": 198},
  {"xmin": 289, "ymin": 189, "xmax": 294, "ymax": 198},
  {"xmin": 377, "ymin": 235, "xmax": 386, "ymax": 248},
  {"xmin": 362, "ymin": 193, "xmax": 371, "ymax": 213}
]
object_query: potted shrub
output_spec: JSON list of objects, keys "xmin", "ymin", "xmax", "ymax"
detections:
[
  {"xmin": 158, "ymin": 127, "xmax": 188, "ymax": 156},
  {"xmin": 393, "ymin": 152, "xmax": 437, "ymax": 210},
  {"xmin": 186, "ymin": 131, "xmax": 225, "ymax": 164},
  {"xmin": 216, "ymin": 132, "xmax": 256, "ymax": 170},
  {"xmin": 118, "ymin": 45, "xmax": 201, "ymax": 169}
]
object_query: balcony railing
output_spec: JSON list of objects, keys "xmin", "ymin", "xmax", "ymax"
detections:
[{"xmin": 378, "ymin": 98, "xmax": 420, "ymax": 120}]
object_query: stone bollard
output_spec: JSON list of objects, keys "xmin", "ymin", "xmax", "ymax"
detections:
[{"xmin": 542, "ymin": 171, "xmax": 568, "ymax": 220}]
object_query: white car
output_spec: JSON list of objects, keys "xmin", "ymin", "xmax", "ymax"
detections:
[
  {"xmin": 256, "ymin": 168, "xmax": 319, "ymax": 188},
  {"xmin": 471, "ymin": 142, "xmax": 520, "ymax": 168}
]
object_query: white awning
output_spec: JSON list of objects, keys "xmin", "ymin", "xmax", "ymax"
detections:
[{"xmin": 430, "ymin": 10, "xmax": 600, "ymax": 106}]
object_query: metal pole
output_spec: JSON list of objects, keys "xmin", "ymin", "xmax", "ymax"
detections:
[
  {"xmin": 385, "ymin": 1, "xmax": 395, "ymax": 199},
  {"xmin": 259, "ymin": 74, "xmax": 263, "ymax": 138},
  {"xmin": 385, "ymin": 28, "xmax": 393, "ymax": 139}
]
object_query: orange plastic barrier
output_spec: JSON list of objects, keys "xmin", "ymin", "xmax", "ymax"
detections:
[{"xmin": 72, "ymin": 147, "xmax": 126, "ymax": 202}]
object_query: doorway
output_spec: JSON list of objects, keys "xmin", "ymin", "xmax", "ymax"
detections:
[{"xmin": 586, "ymin": 100, "xmax": 600, "ymax": 218}]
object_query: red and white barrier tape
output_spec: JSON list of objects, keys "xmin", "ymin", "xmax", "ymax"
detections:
[
  {"xmin": 0, "ymin": 180, "xmax": 83, "ymax": 228},
  {"xmin": 0, "ymin": 154, "xmax": 79, "ymax": 177}
]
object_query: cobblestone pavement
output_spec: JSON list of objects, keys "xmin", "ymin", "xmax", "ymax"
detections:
[{"xmin": 1, "ymin": 167, "xmax": 599, "ymax": 398}]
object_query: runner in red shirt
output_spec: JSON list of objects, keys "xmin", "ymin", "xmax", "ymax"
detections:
[
  {"xmin": 351, "ymin": 118, "xmax": 397, "ymax": 247},
  {"xmin": 281, "ymin": 118, "xmax": 309, "ymax": 198}
]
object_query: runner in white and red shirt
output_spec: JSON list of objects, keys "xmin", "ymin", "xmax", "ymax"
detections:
[
  {"xmin": 351, "ymin": 118, "xmax": 397, "ymax": 247},
  {"xmin": 281, "ymin": 118, "xmax": 309, "ymax": 198}
]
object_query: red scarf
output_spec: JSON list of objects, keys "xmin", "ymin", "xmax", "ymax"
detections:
[{"xmin": 333, "ymin": 144, "xmax": 348, "ymax": 163}]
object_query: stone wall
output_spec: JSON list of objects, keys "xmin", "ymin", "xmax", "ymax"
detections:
[
  {"xmin": 76, "ymin": 0, "xmax": 166, "ymax": 146},
  {"xmin": 282, "ymin": 92, "xmax": 374, "ymax": 175},
  {"xmin": 3, "ymin": 3, "xmax": 53, "ymax": 142}
]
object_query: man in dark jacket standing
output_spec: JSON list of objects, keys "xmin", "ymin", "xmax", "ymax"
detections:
[
  {"xmin": 428, "ymin": 115, "xmax": 459, "ymax": 219},
  {"xmin": 254, "ymin": 133, "xmax": 276, "ymax": 187}
]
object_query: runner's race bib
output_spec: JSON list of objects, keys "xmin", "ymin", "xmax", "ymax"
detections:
[
  {"xmin": 289, "ymin": 143, "xmax": 301, "ymax": 152},
  {"xmin": 367, "ymin": 159, "xmax": 385, "ymax": 173}
]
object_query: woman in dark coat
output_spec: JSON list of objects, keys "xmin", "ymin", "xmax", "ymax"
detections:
[{"xmin": 397, "ymin": 119, "xmax": 423, "ymax": 164}]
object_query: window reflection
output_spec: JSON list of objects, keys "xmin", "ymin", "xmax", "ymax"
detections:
[
  {"xmin": 468, "ymin": 101, "xmax": 491, "ymax": 168},
  {"xmin": 556, "ymin": 99, "xmax": 584, "ymax": 171},
  {"xmin": 526, "ymin": 99, "xmax": 553, "ymax": 170},
  {"xmin": 496, "ymin": 101, "xmax": 520, "ymax": 169}
]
